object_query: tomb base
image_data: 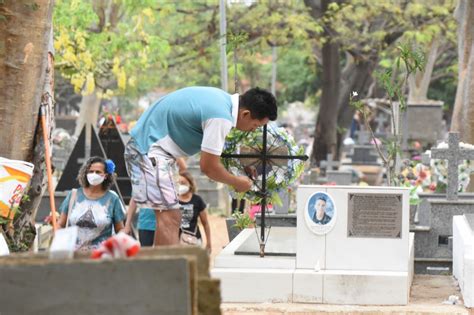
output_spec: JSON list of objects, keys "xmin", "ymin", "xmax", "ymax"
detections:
[
  {"xmin": 212, "ymin": 228, "xmax": 415, "ymax": 305},
  {"xmin": 453, "ymin": 215, "xmax": 474, "ymax": 308}
]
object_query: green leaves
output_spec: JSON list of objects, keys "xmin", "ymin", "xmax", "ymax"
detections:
[
  {"xmin": 232, "ymin": 211, "xmax": 255, "ymax": 230},
  {"xmin": 54, "ymin": 1, "xmax": 171, "ymax": 98}
]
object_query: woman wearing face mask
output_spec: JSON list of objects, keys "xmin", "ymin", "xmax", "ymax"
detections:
[
  {"xmin": 178, "ymin": 171, "xmax": 211, "ymax": 253},
  {"xmin": 58, "ymin": 156, "xmax": 125, "ymax": 251}
]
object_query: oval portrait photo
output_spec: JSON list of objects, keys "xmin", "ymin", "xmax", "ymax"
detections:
[{"xmin": 304, "ymin": 191, "xmax": 337, "ymax": 235}]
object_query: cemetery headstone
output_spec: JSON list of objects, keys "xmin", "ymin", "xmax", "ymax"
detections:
[
  {"xmin": 0, "ymin": 247, "xmax": 221, "ymax": 315},
  {"xmin": 320, "ymin": 154, "xmax": 352, "ymax": 185},
  {"xmin": 430, "ymin": 132, "xmax": 474, "ymax": 201},
  {"xmin": 401, "ymin": 101, "xmax": 443, "ymax": 146},
  {"xmin": 346, "ymin": 146, "xmax": 379, "ymax": 165},
  {"xmin": 98, "ymin": 118, "xmax": 132, "ymax": 204},
  {"xmin": 374, "ymin": 113, "xmax": 389, "ymax": 135},
  {"xmin": 355, "ymin": 129, "xmax": 372, "ymax": 145},
  {"xmin": 412, "ymin": 133, "xmax": 474, "ymax": 273},
  {"xmin": 213, "ymin": 185, "xmax": 414, "ymax": 305}
]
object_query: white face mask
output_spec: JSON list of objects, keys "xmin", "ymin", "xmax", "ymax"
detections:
[
  {"xmin": 178, "ymin": 184, "xmax": 190, "ymax": 195},
  {"xmin": 87, "ymin": 173, "xmax": 105, "ymax": 186}
]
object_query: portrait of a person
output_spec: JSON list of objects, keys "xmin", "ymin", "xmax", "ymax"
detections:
[{"xmin": 312, "ymin": 196, "xmax": 332, "ymax": 225}]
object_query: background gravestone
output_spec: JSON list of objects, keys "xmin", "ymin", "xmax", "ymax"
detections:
[
  {"xmin": 98, "ymin": 118, "xmax": 132, "ymax": 205},
  {"xmin": 401, "ymin": 101, "xmax": 443, "ymax": 146}
]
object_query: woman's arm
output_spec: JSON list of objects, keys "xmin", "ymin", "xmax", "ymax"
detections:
[
  {"xmin": 58, "ymin": 212, "xmax": 67, "ymax": 228},
  {"xmin": 199, "ymin": 209, "xmax": 211, "ymax": 253},
  {"xmin": 122, "ymin": 199, "xmax": 138, "ymax": 235}
]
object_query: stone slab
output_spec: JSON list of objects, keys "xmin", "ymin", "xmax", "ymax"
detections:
[
  {"xmin": 322, "ymin": 270, "xmax": 410, "ymax": 305},
  {"xmin": 214, "ymin": 228, "xmax": 296, "ymax": 269},
  {"xmin": 255, "ymin": 213, "xmax": 297, "ymax": 227},
  {"xmin": 292, "ymin": 270, "xmax": 323, "ymax": 303},
  {"xmin": 326, "ymin": 170, "xmax": 352, "ymax": 185},
  {"xmin": 415, "ymin": 199, "xmax": 474, "ymax": 260},
  {"xmin": 453, "ymin": 215, "xmax": 474, "ymax": 308},
  {"xmin": 211, "ymin": 268, "xmax": 294, "ymax": 303},
  {"xmin": 416, "ymin": 192, "xmax": 474, "ymax": 227},
  {"xmin": 0, "ymin": 257, "xmax": 192, "ymax": 315},
  {"xmin": 235, "ymin": 227, "xmax": 296, "ymax": 256}
]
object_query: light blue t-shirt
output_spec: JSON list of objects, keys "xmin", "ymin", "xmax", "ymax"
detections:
[
  {"xmin": 130, "ymin": 86, "xmax": 234, "ymax": 156},
  {"xmin": 59, "ymin": 188, "xmax": 125, "ymax": 250},
  {"xmin": 137, "ymin": 208, "xmax": 156, "ymax": 231}
]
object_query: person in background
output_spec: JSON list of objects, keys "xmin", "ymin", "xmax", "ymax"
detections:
[
  {"xmin": 178, "ymin": 171, "xmax": 212, "ymax": 253},
  {"xmin": 123, "ymin": 157, "xmax": 188, "ymax": 246},
  {"xmin": 123, "ymin": 200, "xmax": 155, "ymax": 247},
  {"xmin": 58, "ymin": 156, "xmax": 125, "ymax": 251}
]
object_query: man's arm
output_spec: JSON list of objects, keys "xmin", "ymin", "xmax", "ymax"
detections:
[{"xmin": 200, "ymin": 151, "xmax": 252, "ymax": 192}]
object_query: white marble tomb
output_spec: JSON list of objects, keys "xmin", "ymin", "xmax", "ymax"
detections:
[
  {"xmin": 453, "ymin": 214, "xmax": 474, "ymax": 308},
  {"xmin": 212, "ymin": 185, "xmax": 414, "ymax": 305}
]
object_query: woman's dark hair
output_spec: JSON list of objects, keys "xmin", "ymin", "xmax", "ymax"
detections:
[
  {"xmin": 179, "ymin": 171, "xmax": 197, "ymax": 194},
  {"xmin": 77, "ymin": 156, "xmax": 116, "ymax": 191},
  {"xmin": 240, "ymin": 87, "xmax": 277, "ymax": 121}
]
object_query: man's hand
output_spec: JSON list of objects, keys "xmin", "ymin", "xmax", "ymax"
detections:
[
  {"xmin": 200, "ymin": 151, "xmax": 253, "ymax": 192},
  {"xmin": 233, "ymin": 176, "xmax": 253, "ymax": 192}
]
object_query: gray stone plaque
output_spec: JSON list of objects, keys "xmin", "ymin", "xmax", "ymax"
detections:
[{"xmin": 347, "ymin": 193, "xmax": 402, "ymax": 238}]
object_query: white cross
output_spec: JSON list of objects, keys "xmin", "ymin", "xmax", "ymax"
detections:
[{"xmin": 430, "ymin": 132, "xmax": 474, "ymax": 200}]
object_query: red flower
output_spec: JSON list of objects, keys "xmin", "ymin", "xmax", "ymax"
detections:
[{"xmin": 418, "ymin": 170, "xmax": 427, "ymax": 180}]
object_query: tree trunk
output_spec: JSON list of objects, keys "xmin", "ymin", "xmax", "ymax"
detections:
[
  {"xmin": 0, "ymin": 0, "xmax": 53, "ymax": 159},
  {"xmin": 451, "ymin": 0, "xmax": 474, "ymax": 143},
  {"xmin": 74, "ymin": 90, "xmax": 102, "ymax": 137},
  {"xmin": 310, "ymin": 37, "xmax": 341, "ymax": 166},
  {"xmin": 408, "ymin": 38, "xmax": 440, "ymax": 103},
  {"xmin": 335, "ymin": 58, "xmax": 374, "ymax": 157},
  {"xmin": 0, "ymin": 0, "xmax": 54, "ymax": 251},
  {"xmin": 306, "ymin": 0, "xmax": 342, "ymax": 166}
]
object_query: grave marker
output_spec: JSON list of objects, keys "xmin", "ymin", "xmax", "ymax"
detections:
[
  {"xmin": 430, "ymin": 132, "xmax": 474, "ymax": 200},
  {"xmin": 355, "ymin": 129, "xmax": 371, "ymax": 145},
  {"xmin": 320, "ymin": 153, "xmax": 339, "ymax": 171}
]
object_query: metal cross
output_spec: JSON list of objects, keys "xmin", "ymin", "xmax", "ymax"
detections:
[
  {"xmin": 430, "ymin": 132, "xmax": 474, "ymax": 200},
  {"xmin": 221, "ymin": 125, "xmax": 308, "ymax": 256}
]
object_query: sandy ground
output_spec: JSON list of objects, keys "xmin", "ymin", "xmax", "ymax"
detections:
[{"xmin": 204, "ymin": 213, "xmax": 473, "ymax": 314}]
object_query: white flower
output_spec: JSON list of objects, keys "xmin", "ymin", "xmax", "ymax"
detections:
[
  {"xmin": 460, "ymin": 142, "xmax": 474, "ymax": 149},
  {"xmin": 352, "ymin": 91, "xmax": 358, "ymax": 97},
  {"xmin": 437, "ymin": 142, "xmax": 448, "ymax": 149}
]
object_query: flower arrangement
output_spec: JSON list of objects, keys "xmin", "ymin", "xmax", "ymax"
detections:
[
  {"xmin": 222, "ymin": 123, "xmax": 306, "ymax": 206},
  {"xmin": 398, "ymin": 160, "xmax": 432, "ymax": 205}
]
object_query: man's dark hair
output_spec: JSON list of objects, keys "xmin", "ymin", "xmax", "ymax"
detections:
[
  {"xmin": 317, "ymin": 196, "xmax": 327, "ymax": 203},
  {"xmin": 240, "ymin": 87, "xmax": 277, "ymax": 121}
]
